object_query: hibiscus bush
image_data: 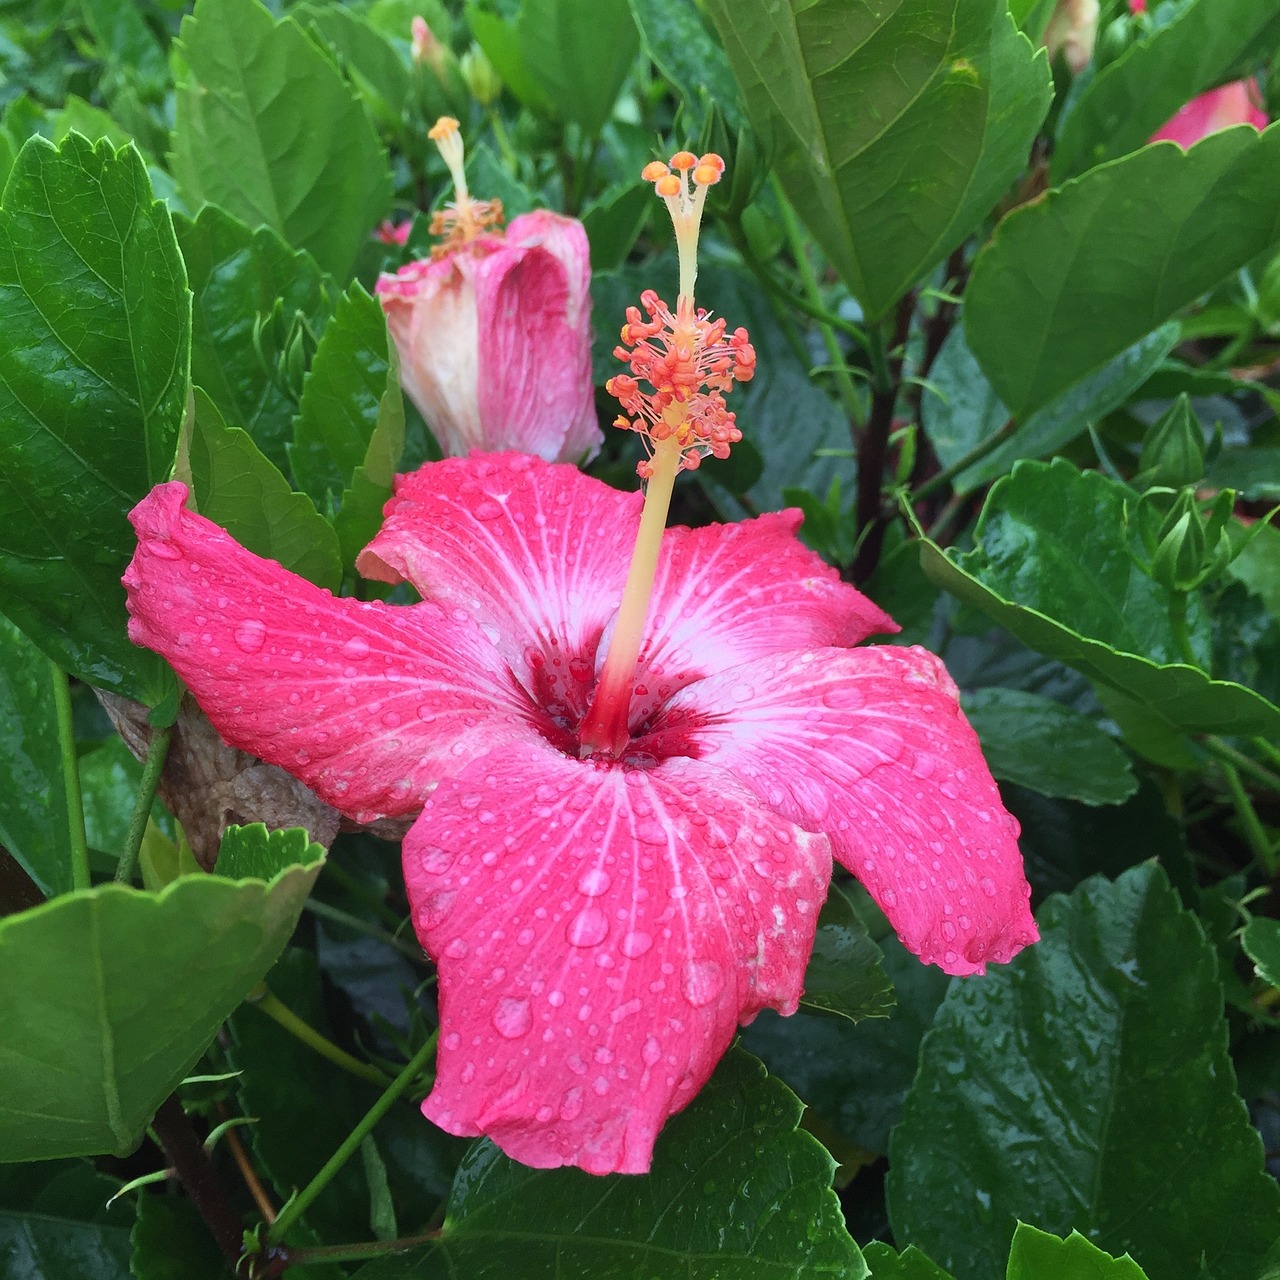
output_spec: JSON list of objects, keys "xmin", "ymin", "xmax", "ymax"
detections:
[{"xmin": 2, "ymin": 0, "xmax": 1280, "ymax": 1276}]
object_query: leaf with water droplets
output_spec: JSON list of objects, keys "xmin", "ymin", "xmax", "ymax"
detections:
[
  {"xmin": 349, "ymin": 1048, "xmax": 867, "ymax": 1280},
  {"xmin": 0, "ymin": 133, "xmax": 186, "ymax": 704},
  {"xmin": 863, "ymin": 1242, "xmax": 956, "ymax": 1279},
  {"xmin": 1243, "ymin": 918, "xmax": 1280, "ymax": 988},
  {"xmin": 888, "ymin": 863, "xmax": 1280, "ymax": 1280},
  {"xmin": 799, "ymin": 880, "xmax": 895, "ymax": 1023},
  {"xmin": 1006, "ymin": 1224, "xmax": 1150, "ymax": 1279}
]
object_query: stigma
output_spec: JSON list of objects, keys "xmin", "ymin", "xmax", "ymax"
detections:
[{"xmin": 426, "ymin": 116, "xmax": 504, "ymax": 256}]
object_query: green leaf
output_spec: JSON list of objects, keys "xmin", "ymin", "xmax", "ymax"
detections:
[
  {"xmin": 129, "ymin": 1193, "xmax": 227, "ymax": 1280},
  {"xmin": 704, "ymin": 0, "xmax": 1051, "ymax": 319},
  {"xmin": 175, "ymin": 205, "xmax": 334, "ymax": 475},
  {"xmin": 960, "ymin": 688, "xmax": 1136, "ymax": 806},
  {"xmin": 0, "ymin": 616, "xmax": 71, "ymax": 897},
  {"xmin": 887, "ymin": 864, "xmax": 1280, "ymax": 1280},
  {"xmin": 215, "ymin": 822, "xmax": 326, "ymax": 881},
  {"xmin": 0, "ymin": 1210, "xmax": 132, "ymax": 1280},
  {"xmin": 966, "ymin": 126, "xmax": 1280, "ymax": 419},
  {"xmin": 0, "ymin": 829, "xmax": 323, "ymax": 1162},
  {"xmin": 0, "ymin": 133, "xmax": 188, "ymax": 704},
  {"xmin": 519, "ymin": 0, "xmax": 638, "ymax": 136},
  {"xmin": 189, "ymin": 389, "xmax": 343, "ymax": 591},
  {"xmin": 171, "ymin": 0, "xmax": 392, "ymax": 280},
  {"xmin": 296, "ymin": 3, "xmax": 413, "ymax": 132},
  {"xmin": 800, "ymin": 880, "xmax": 895, "ymax": 1022},
  {"xmin": 1007, "ymin": 1225, "xmax": 1149, "ymax": 1280},
  {"xmin": 79, "ymin": 735, "xmax": 171, "ymax": 863},
  {"xmin": 1051, "ymin": 0, "xmax": 1280, "ymax": 181},
  {"xmin": 919, "ymin": 461, "xmax": 1280, "ymax": 736},
  {"xmin": 289, "ymin": 283, "xmax": 405, "ymax": 571},
  {"xmin": 52, "ymin": 96, "xmax": 135, "ymax": 151},
  {"xmin": 466, "ymin": 8, "xmax": 555, "ymax": 117},
  {"xmin": 1243, "ymin": 917, "xmax": 1280, "ymax": 988},
  {"xmin": 350, "ymin": 1049, "xmax": 866, "ymax": 1279},
  {"xmin": 922, "ymin": 322, "xmax": 1179, "ymax": 493},
  {"xmin": 864, "ymin": 1242, "xmax": 957, "ymax": 1279},
  {"xmin": 1207, "ymin": 446, "xmax": 1280, "ymax": 500},
  {"xmin": 580, "ymin": 182, "xmax": 652, "ymax": 273}
]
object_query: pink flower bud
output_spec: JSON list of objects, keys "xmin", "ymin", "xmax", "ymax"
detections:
[
  {"xmin": 1043, "ymin": 0, "xmax": 1099, "ymax": 74},
  {"xmin": 1150, "ymin": 78, "xmax": 1268, "ymax": 149},
  {"xmin": 375, "ymin": 219, "xmax": 412, "ymax": 246},
  {"xmin": 376, "ymin": 211, "xmax": 602, "ymax": 464}
]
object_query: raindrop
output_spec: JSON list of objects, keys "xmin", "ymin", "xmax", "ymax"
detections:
[
  {"xmin": 566, "ymin": 907, "xmax": 609, "ymax": 947},
  {"xmin": 342, "ymin": 636, "xmax": 370, "ymax": 660},
  {"xmin": 492, "ymin": 997, "xmax": 532, "ymax": 1039},
  {"xmin": 577, "ymin": 868, "xmax": 611, "ymax": 897},
  {"xmin": 682, "ymin": 958, "xmax": 725, "ymax": 1007},
  {"xmin": 620, "ymin": 930, "xmax": 653, "ymax": 958},
  {"xmin": 474, "ymin": 499, "xmax": 503, "ymax": 521},
  {"xmin": 233, "ymin": 619, "xmax": 267, "ymax": 653},
  {"xmin": 821, "ymin": 684, "xmax": 865, "ymax": 711}
]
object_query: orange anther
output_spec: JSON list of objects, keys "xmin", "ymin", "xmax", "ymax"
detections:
[
  {"xmin": 641, "ymin": 161, "xmax": 670, "ymax": 183},
  {"xmin": 697, "ymin": 153, "xmax": 725, "ymax": 175},
  {"xmin": 669, "ymin": 151, "xmax": 697, "ymax": 171},
  {"xmin": 428, "ymin": 116, "xmax": 460, "ymax": 141},
  {"xmin": 692, "ymin": 163, "xmax": 721, "ymax": 186},
  {"xmin": 654, "ymin": 174, "xmax": 682, "ymax": 198}
]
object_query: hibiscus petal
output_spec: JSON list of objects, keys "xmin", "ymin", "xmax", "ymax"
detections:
[
  {"xmin": 624, "ymin": 510, "xmax": 898, "ymax": 726},
  {"xmin": 357, "ymin": 454, "xmax": 639, "ymax": 722},
  {"xmin": 652, "ymin": 645, "xmax": 1038, "ymax": 977},
  {"xmin": 124, "ymin": 483, "xmax": 544, "ymax": 821},
  {"xmin": 406, "ymin": 740, "xmax": 831, "ymax": 1175}
]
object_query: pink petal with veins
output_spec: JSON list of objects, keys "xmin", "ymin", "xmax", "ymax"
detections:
[
  {"xmin": 407, "ymin": 741, "xmax": 831, "ymax": 1174},
  {"xmin": 123, "ymin": 483, "xmax": 543, "ymax": 821},
  {"xmin": 1150, "ymin": 79, "xmax": 1268, "ymax": 148},
  {"xmin": 358, "ymin": 453, "xmax": 639, "ymax": 724},
  {"xmin": 649, "ymin": 645, "xmax": 1037, "ymax": 976},
  {"xmin": 622, "ymin": 509, "xmax": 898, "ymax": 727}
]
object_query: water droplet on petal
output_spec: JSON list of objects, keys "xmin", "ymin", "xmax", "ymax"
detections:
[
  {"xmin": 566, "ymin": 907, "xmax": 609, "ymax": 947},
  {"xmin": 233, "ymin": 619, "xmax": 267, "ymax": 653},
  {"xmin": 492, "ymin": 997, "xmax": 532, "ymax": 1039},
  {"xmin": 577, "ymin": 868, "xmax": 611, "ymax": 897},
  {"xmin": 821, "ymin": 684, "xmax": 865, "ymax": 711},
  {"xmin": 642, "ymin": 1036, "xmax": 662, "ymax": 1067},
  {"xmin": 474, "ymin": 499, "xmax": 503, "ymax": 521},
  {"xmin": 620, "ymin": 930, "xmax": 653, "ymax": 958},
  {"xmin": 149, "ymin": 540, "xmax": 182, "ymax": 561},
  {"xmin": 682, "ymin": 958, "xmax": 725, "ymax": 1007}
]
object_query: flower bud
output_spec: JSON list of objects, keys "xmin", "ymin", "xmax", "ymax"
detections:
[
  {"xmin": 1151, "ymin": 79, "xmax": 1268, "ymax": 148},
  {"xmin": 1043, "ymin": 0, "xmax": 1099, "ymax": 75},
  {"xmin": 460, "ymin": 43, "xmax": 502, "ymax": 107},
  {"xmin": 1143, "ymin": 488, "xmax": 1237, "ymax": 593},
  {"xmin": 1133, "ymin": 394, "xmax": 1205, "ymax": 491}
]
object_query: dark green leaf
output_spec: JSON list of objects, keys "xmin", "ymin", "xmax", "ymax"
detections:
[
  {"xmin": 800, "ymin": 880, "xmax": 895, "ymax": 1022},
  {"xmin": 0, "ymin": 1211, "xmax": 132, "ymax": 1280},
  {"xmin": 0, "ymin": 615, "xmax": 71, "ymax": 897},
  {"xmin": 171, "ymin": 0, "xmax": 392, "ymax": 280},
  {"xmin": 1006, "ymin": 1224, "xmax": 1149, "ymax": 1279},
  {"xmin": 0, "ymin": 832, "xmax": 323, "ymax": 1161},
  {"xmin": 580, "ymin": 183, "xmax": 652, "ymax": 273},
  {"xmin": 922, "ymin": 322, "xmax": 1179, "ymax": 493},
  {"xmin": 80, "ymin": 735, "xmax": 170, "ymax": 862},
  {"xmin": 919, "ymin": 460, "xmax": 1280, "ymax": 736},
  {"xmin": 966, "ymin": 126, "xmax": 1280, "ymax": 418},
  {"xmin": 1052, "ymin": 0, "xmax": 1280, "ymax": 181},
  {"xmin": 519, "ymin": 0, "xmax": 638, "ymax": 136},
  {"xmin": 289, "ymin": 283, "xmax": 405, "ymax": 571},
  {"xmin": 189, "ymin": 389, "xmax": 343, "ymax": 591},
  {"xmin": 1243, "ymin": 918, "xmax": 1280, "ymax": 988},
  {"xmin": 961, "ymin": 688, "xmax": 1136, "ymax": 806},
  {"xmin": 176, "ymin": 205, "xmax": 334, "ymax": 475},
  {"xmin": 888, "ymin": 864, "xmax": 1280, "ymax": 1280},
  {"xmin": 705, "ymin": 0, "xmax": 1051, "ymax": 319},
  {"xmin": 863, "ymin": 1242, "xmax": 957, "ymax": 1279},
  {"xmin": 0, "ymin": 133, "xmax": 187, "ymax": 704},
  {"xmin": 1206, "ymin": 446, "xmax": 1280, "ymax": 500},
  {"xmin": 351, "ymin": 1049, "xmax": 866, "ymax": 1279},
  {"xmin": 129, "ymin": 1193, "xmax": 227, "ymax": 1280}
]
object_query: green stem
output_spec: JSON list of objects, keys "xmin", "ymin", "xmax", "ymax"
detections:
[
  {"xmin": 1204, "ymin": 736, "xmax": 1280, "ymax": 794},
  {"xmin": 115, "ymin": 723, "xmax": 172, "ymax": 885},
  {"xmin": 261, "ymin": 1232, "xmax": 442, "ymax": 1273},
  {"xmin": 1216, "ymin": 758, "xmax": 1277, "ymax": 874},
  {"xmin": 1252, "ymin": 736, "xmax": 1280, "ymax": 773},
  {"xmin": 774, "ymin": 180, "xmax": 863, "ymax": 423},
  {"xmin": 487, "ymin": 109, "xmax": 518, "ymax": 172},
  {"xmin": 51, "ymin": 663, "xmax": 90, "ymax": 893},
  {"xmin": 266, "ymin": 1031, "xmax": 438, "ymax": 1246},
  {"xmin": 304, "ymin": 899, "xmax": 425, "ymax": 964},
  {"xmin": 910, "ymin": 418, "xmax": 1017, "ymax": 503},
  {"xmin": 1167, "ymin": 592, "xmax": 1201, "ymax": 668},
  {"xmin": 249, "ymin": 986, "xmax": 395, "ymax": 1088}
]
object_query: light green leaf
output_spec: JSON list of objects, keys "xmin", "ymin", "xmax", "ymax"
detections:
[
  {"xmin": 919, "ymin": 460, "xmax": 1280, "ymax": 736},
  {"xmin": 52, "ymin": 97, "xmax": 135, "ymax": 151},
  {"xmin": 175, "ymin": 205, "xmax": 334, "ymax": 475},
  {"xmin": 704, "ymin": 0, "xmax": 1051, "ymax": 319},
  {"xmin": 0, "ymin": 616, "xmax": 71, "ymax": 897},
  {"xmin": 466, "ymin": 8, "xmax": 555, "ymax": 116},
  {"xmin": 888, "ymin": 864, "xmax": 1280, "ymax": 1280},
  {"xmin": 864, "ymin": 1242, "xmax": 957, "ymax": 1279},
  {"xmin": 296, "ymin": 3, "xmax": 413, "ymax": 132},
  {"xmin": 922, "ymin": 322, "xmax": 1179, "ymax": 493},
  {"xmin": 1007, "ymin": 1225, "xmax": 1149, "ymax": 1279},
  {"xmin": 290, "ymin": 283, "xmax": 405, "ymax": 572},
  {"xmin": 350, "ymin": 1049, "xmax": 867, "ymax": 1279},
  {"xmin": 966, "ymin": 126, "xmax": 1280, "ymax": 419},
  {"xmin": 1052, "ymin": 0, "xmax": 1280, "ymax": 180},
  {"xmin": 0, "ymin": 827, "xmax": 323, "ymax": 1162},
  {"xmin": 0, "ymin": 133, "xmax": 187, "ymax": 704},
  {"xmin": 961, "ymin": 688, "xmax": 1137, "ymax": 806},
  {"xmin": 171, "ymin": 0, "xmax": 392, "ymax": 280},
  {"xmin": 189, "ymin": 389, "xmax": 343, "ymax": 591}
]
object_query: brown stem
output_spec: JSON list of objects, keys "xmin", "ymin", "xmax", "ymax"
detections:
[
  {"xmin": 151, "ymin": 1095, "xmax": 246, "ymax": 1266},
  {"xmin": 851, "ymin": 292, "xmax": 915, "ymax": 584}
]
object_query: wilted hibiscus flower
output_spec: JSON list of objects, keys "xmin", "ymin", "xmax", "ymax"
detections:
[
  {"xmin": 123, "ymin": 153, "xmax": 1036, "ymax": 1176},
  {"xmin": 376, "ymin": 117, "xmax": 601, "ymax": 464}
]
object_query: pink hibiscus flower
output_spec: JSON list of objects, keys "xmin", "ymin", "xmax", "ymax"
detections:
[
  {"xmin": 1151, "ymin": 79, "xmax": 1268, "ymax": 148},
  {"xmin": 376, "ymin": 118, "xmax": 601, "ymax": 465},
  {"xmin": 122, "ymin": 151, "xmax": 1036, "ymax": 1176}
]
